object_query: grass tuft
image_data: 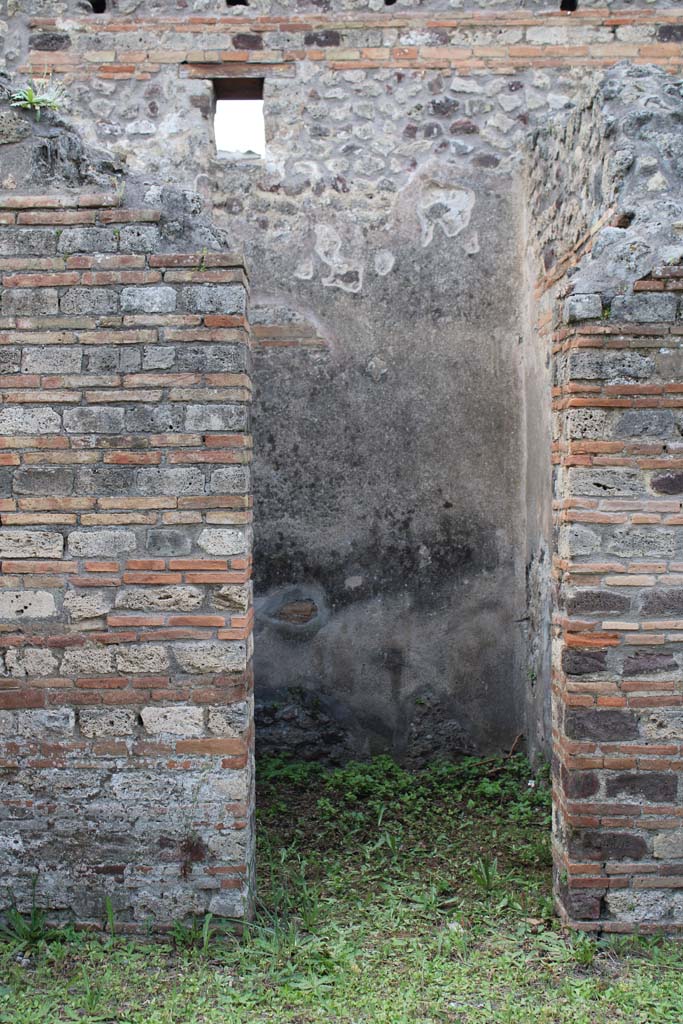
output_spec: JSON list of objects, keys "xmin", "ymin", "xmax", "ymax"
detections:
[{"xmin": 0, "ymin": 754, "xmax": 682, "ymax": 1022}]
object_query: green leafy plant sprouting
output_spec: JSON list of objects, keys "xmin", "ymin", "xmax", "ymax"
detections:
[
  {"xmin": 171, "ymin": 913, "xmax": 218, "ymax": 955},
  {"xmin": 103, "ymin": 896, "xmax": 116, "ymax": 946},
  {"xmin": 0, "ymin": 877, "xmax": 54, "ymax": 949},
  {"xmin": 471, "ymin": 854, "xmax": 499, "ymax": 894},
  {"xmin": 10, "ymin": 78, "xmax": 66, "ymax": 122}
]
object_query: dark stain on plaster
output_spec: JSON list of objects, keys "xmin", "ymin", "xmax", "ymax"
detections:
[
  {"xmin": 254, "ymin": 511, "xmax": 501, "ymax": 615},
  {"xmin": 179, "ymin": 836, "xmax": 208, "ymax": 879}
]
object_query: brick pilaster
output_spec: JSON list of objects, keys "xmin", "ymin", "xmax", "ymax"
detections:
[
  {"xmin": 0, "ymin": 193, "xmax": 254, "ymax": 928},
  {"xmin": 554, "ymin": 280, "xmax": 683, "ymax": 932}
]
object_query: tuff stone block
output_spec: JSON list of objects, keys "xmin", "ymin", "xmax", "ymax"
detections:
[
  {"xmin": 611, "ymin": 292, "xmax": 678, "ymax": 323},
  {"xmin": 0, "ymin": 228, "xmax": 57, "ymax": 255},
  {"xmin": 146, "ymin": 528, "xmax": 192, "ymax": 556},
  {"xmin": 564, "ymin": 770, "xmax": 600, "ymax": 799},
  {"xmin": 141, "ymin": 705, "xmax": 204, "ymax": 736},
  {"xmin": 60, "ymin": 287, "xmax": 119, "ymax": 315},
  {"xmin": 651, "ymin": 471, "xmax": 683, "ymax": 495},
  {"xmin": 615, "ymin": 409, "xmax": 676, "ymax": 438},
  {"xmin": 605, "ymin": 772, "xmax": 678, "ymax": 804},
  {"xmin": 79, "ymin": 707, "xmax": 138, "ymax": 738},
  {"xmin": 185, "ymin": 404, "xmax": 247, "ymax": 432},
  {"xmin": 565, "ymin": 590, "xmax": 631, "ymax": 616},
  {"xmin": 641, "ymin": 589, "xmax": 683, "ymax": 616},
  {"xmin": 75, "ymin": 466, "xmax": 136, "ymax": 495},
  {"xmin": 16, "ymin": 708, "xmax": 75, "ymax": 737},
  {"xmin": 114, "ymin": 585, "xmax": 203, "ymax": 611},
  {"xmin": 642, "ymin": 711, "xmax": 683, "ymax": 741},
  {"xmin": 212, "ymin": 584, "xmax": 251, "ymax": 612},
  {"xmin": 564, "ymin": 708, "xmax": 640, "ymax": 743},
  {"xmin": 209, "ymin": 466, "xmax": 250, "ymax": 493},
  {"xmin": 563, "ymin": 293, "xmax": 602, "ymax": 322},
  {"xmin": 207, "ymin": 702, "xmax": 250, "ymax": 736},
  {"xmin": 5, "ymin": 647, "xmax": 58, "ymax": 677},
  {"xmin": 68, "ymin": 530, "xmax": 137, "ymax": 556},
  {"xmin": 605, "ymin": 890, "xmax": 674, "ymax": 925},
  {"xmin": 3, "ymin": 288, "xmax": 58, "ymax": 316},
  {"xmin": 22, "ymin": 346, "xmax": 82, "ymax": 374},
  {"xmin": 567, "ymin": 350, "xmax": 653, "ymax": 381},
  {"xmin": 115, "ymin": 644, "xmax": 169, "ymax": 674},
  {"xmin": 175, "ymin": 344, "xmax": 246, "ymax": 373},
  {"xmin": 61, "ymin": 645, "xmax": 114, "ymax": 676},
  {"xmin": 125, "ymin": 405, "xmax": 185, "ymax": 433},
  {"xmin": 0, "ymin": 408, "xmax": 61, "ymax": 433},
  {"xmin": 120, "ymin": 286, "xmax": 177, "ymax": 313},
  {"xmin": 0, "ymin": 530, "xmax": 63, "ymax": 558},
  {"xmin": 174, "ymin": 641, "xmax": 247, "ymax": 674},
  {"xmin": 135, "ymin": 467, "xmax": 205, "ymax": 496},
  {"xmin": 57, "ymin": 227, "xmax": 118, "ymax": 254},
  {"xmin": 622, "ymin": 649, "xmax": 677, "ymax": 674},
  {"xmin": 569, "ymin": 830, "xmax": 648, "ymax": 862},
  {"xmin": 566, "ymin": 467, "xmax": 643, "ymax": 497},
  {"xmin": 0, "ymin": 216, "xmax": 254, "ymax": 929},
  {"xmin": 63, "ymin": 589, "xmax": 113, "ymax": 621},
  {"xmin": 119, "ymin": 225, "xmax": 160, "ymax": 253},
  {"xmin": 13, "ymin": 466, "xmax": 75, "ymax": 495},
  {"xmin": 177, "ymin": 284, "xmax": 245, "ymax": 315},
  {"xmin": 654, "ymin": 831, "xmax": 683, "ymax": 860},
  {"xmin": 84, "ymin": 346, "xmax": 141, "ymax": 374},
  {"xmin": 63, "ymin": 406, "xmax": 126, "ymax": 434},
  {"xmin": 197, "ymin": 527, "xmax": 248, "ymax": 555},
  {"xmin": 0, "ymin": 590, "xmax": 57, "ymax": 620},
  {"xmin": 561, "ymin": 648, "xmax": 607, "ymax": 676}
]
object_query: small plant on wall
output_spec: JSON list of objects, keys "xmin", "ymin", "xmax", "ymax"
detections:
[{"xmin": 10, "ymin": 77, "xmax": 66, "ymax": 122}]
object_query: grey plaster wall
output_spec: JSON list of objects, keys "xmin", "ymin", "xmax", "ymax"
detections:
[{"xmin": 249, "ymin": 174, "xmax": 528, "ymax": 762}]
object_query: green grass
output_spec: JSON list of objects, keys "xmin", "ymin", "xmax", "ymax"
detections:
[{"xmin": 1, "ymin": 753, "xmax": 682, "ymax": 1023}]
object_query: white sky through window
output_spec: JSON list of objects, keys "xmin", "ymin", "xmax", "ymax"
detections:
[{"xmin": 214, "ymin": 99, "xmax": 265, "ymax": 157}]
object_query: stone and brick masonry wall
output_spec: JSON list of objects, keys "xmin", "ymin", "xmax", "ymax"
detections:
[
  {"xmin": 3, "ymin": 8, "xmax": 683, "ymax": 933},
  {"xmin": 528, "ymin": 66, "xmax": 683, "ymax": 932},
  {"xmin": 553, "ymin": 282, "xmax": 683, "ymax": 933},
  {"xmin": 5, "ymin": 3, "xmax": 682, "ymax": 777},
  {"xmin": 0, "ymin": 191, "xmax": 255, "ymax": 928}
]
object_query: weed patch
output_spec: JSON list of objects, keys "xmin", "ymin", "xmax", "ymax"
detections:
[{"xmin": 0, "ymin": 755, "xmax": 681, "ymax": 1022}]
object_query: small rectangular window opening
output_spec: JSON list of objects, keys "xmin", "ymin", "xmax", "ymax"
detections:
[{"xmin": 214, "ymin": 79, "xmax": 265, "ymax": 158}]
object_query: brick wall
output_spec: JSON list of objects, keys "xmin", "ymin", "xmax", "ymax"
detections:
[
  {"xmin": 2, "ymin": 10, "xmax": 683, "ymax": 934},
  {"xmin": 553, "ymin": 287, "xmax": 683, "ymax": 933},
  {"xmin": 0, "ymin": 192, "xmax": 255, "ymax": 929},
  {"xmin": 527, "ymin": 65, "xmax": 683, "ymax": 932},
  {"xmin": 19, "ymin": 9, "xmax": 683, "ymax": 79}
]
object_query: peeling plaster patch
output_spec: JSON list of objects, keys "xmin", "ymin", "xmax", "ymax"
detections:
[
  {"xmin": 127, "ymin": 120, "xmax": 156, "ymax": 136},
  {"xmin": 314, "ymin": 224, "xmax": 344, "ymax": 267},
  {"xmin": 417, "ymin": 184, "xmax": 475, "ymax": 248},
  {"xmin": 374, "ymin": 250, "xmax": 395, "ymax": 276},
  {"xmin": 365, "ymin": 355, "xmax": 388, "ymax": 382},
  {"xmin": 648, "ymin": 172, "xmax": 667, "ymax": 192},
  {"xmin": 344, "ymin": 576, "xmax": 364, "ymax": 591},
  {"xmin": 292, "ymin": 159, "xmax": 322, "ymax": 184},
  {"xmin": 463, "ymin": 232, "xmax": 480, "ymax": 256},
  {"xmin": 314, "ymin": 224, "xmax": 363, "ymax": 293},
  {"xmin": 294, "ymin": 259, "xmax": 314, "ymax": 280}
]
